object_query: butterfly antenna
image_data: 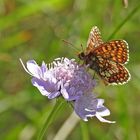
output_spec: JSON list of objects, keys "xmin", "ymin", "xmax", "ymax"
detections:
[{"xmin": 62, "ymin": 39, "xmax": 80, "ymax": 52}]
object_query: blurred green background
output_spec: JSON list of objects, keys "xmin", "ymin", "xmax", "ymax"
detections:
[{"xmin": 0, "ymin": 0, "xmax": 140, "ymax": 140}]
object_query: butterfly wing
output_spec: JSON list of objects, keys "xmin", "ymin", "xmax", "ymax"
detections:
[
  {"xmin": 95, "ymin": 58, "xmax": 131, "ymax": 85},
  {"xmin": 84, "ymin": 27, "xmax": 130, "ymax": 85},
  {"xmin": 93, "ymin": 40, "xmax": 129, "ymax": 64},
  {"xmin": 86, "ymin": 26, "xmax": 103, "ymax": 54}
]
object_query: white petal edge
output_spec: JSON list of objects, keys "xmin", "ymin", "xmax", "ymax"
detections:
[
  {"xmin": 61, "ymin": 87, "xmax": 69, "ymax": 99},
  {"xmin": 26, "ymin": 60, "xmax": 41, "ymax": 78},
  {"xmin": 97, "ymin": 99, "xmax": 104, "ymax": 106},
  {"xmin": 19, "ymin": 58, "xmax": 34, "ymax": 76},
  {"xmin": 83, "ymin": 118, "xmax": 88, "ymax": 121},
  {"xmin": 97, "ymin": 108, "xmax": 110, "ymax": 116},
  {"xmin": 96, "ymin": 113, "xmax": 116, "ymax": 123}
]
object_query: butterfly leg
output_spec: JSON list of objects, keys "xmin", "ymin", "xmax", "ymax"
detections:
[{"xmin": 93, "ymin": 72, "xmax": 96, "ymax": 79}]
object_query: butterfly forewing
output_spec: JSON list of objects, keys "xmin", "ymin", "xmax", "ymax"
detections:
[{"xmin": 86, "ymin": 26, "xmax": 103, "ymax": 54}]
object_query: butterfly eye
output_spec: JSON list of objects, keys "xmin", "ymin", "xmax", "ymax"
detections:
[{"xmin": 78, "ymin": 52, "xmax": 85, "ymax": 60}]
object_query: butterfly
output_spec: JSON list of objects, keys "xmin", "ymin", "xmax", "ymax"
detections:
[{"xmin": 78, "ymin": 26, "xmax": 131, "ymax": 85}]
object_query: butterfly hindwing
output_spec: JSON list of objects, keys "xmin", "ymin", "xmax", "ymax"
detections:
[{"xmin": 96, "ymin": 59, "xmax": 131, "ymax": 85}]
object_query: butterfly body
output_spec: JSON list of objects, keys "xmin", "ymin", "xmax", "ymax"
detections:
[
  {"xmin": 78, "ymin": 52, "xmax": 100, "ymax": 72},
  {"xmin": 78, "ymin": 26, "xmax": 131, "ymax": 85}
]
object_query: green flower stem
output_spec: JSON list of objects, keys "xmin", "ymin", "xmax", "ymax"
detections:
[
  {"xmin": 37, "ymin": 97, "xmax": 65, "ymax": 140},
  {"xmin": 80, "ymin": 121, "xmax": 90, "ymax": 140},
  {"xmin": 108, "ymin": 4, "xmax": 140, "ymax": 40}
]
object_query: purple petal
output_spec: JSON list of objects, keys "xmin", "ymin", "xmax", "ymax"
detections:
[
  {"xmin": 96, "ymin": 99, "xmax": 110, "ymax": 116},
  {"xmin": 74, "ymin": 93, "xmax": 97, "ymax": 121},
  {"xmin": 60, "ymin": 84, "xmax": 69, "ymax": 99},
  {"xmin": 74, "ymin": 93, "xmax": 115, "ymax": 123},
  {"xmin": 48, "ymin": 92, "xmax": 60, "ymax": 99},
  {"xmin": 26, "ymin": 60, "xmax": 42, "ymax": 79},
  {"xmin": 60, "ymin": 83, "xmax": 83, "ymax": 101},
  {"xmin": 31, "ymin": 78, "xmax": 60, "ymax": 99},
  {"xmin": 31, "ymin": 78, "xmax": 50, "ymax": 96},
  {"xmin": 40, "ymin": 61, "xmax": 47, "ymax": 77}
]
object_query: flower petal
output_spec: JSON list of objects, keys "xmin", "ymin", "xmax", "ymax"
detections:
[
  {"xmin": 74, "ymin": 92, "xmax": 114, "ymax": 123},
  {"xmin": 31, "ymin": 78, "xmax": 50, "ymax": 96},
  {"xmin": 41, "ymin": 61, "xmax": 47, "ymax": 73},
  {"xmin": 61, "ymin": 87, "xmax": 69, "ymax": 100},
  {"xmin": 48, "ymin": 91, "xmax": 60, "ymax": 99},
  {"xmin": 31, "ymin": 77, "xmax": 61, "ymax": 99},
  {"xmin": 27, "ymin": 60, "xmax": 41, "ymax": 78},
  {"xmin": 96, "ymin": 113, "xmax": 115, "ymax": 123}
]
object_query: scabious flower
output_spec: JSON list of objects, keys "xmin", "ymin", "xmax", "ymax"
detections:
[
  {"xmin": 20, "ymin": 57, "xmax": 114, "ymax": 123},
  {"xmin": 74, "ymin": 93, "xmax": 114, "ymax": 123}
]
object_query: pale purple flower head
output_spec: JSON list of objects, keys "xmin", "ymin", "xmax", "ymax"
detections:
[
  {"xmin": 53, "ymin": 58, "xmax": 96, "ymax": 101},
  {"xmin": 74, "ymin": 93, "xmax": 115, "ymax": 123},
  {"xmin": 20, "ymin": 57, "xmax": 114, "ymax": 123},
  {"xmin": 20, "ymin": 58, "xmax": 95, "ymax": 100},
  {"xmin": 20, "ymin": 59, "xmax": 61, "ymax": 99}
]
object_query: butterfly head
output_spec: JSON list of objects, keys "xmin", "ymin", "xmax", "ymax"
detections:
[{"xmin": 78, "ymin": 52, "xmax": 86, "ymax": 60}]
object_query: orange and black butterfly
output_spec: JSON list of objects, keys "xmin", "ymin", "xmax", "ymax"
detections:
[{"xmin": 78, "ymin": 26, "xmax": 131, "ymax": 85}]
